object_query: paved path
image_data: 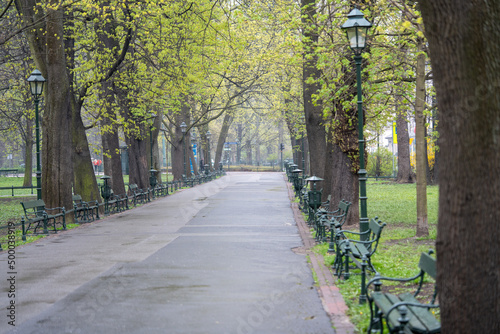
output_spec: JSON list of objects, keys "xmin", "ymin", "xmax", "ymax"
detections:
[{"xmin": 1, "ymin": 172, "xmax": 352, "ymax": 334}]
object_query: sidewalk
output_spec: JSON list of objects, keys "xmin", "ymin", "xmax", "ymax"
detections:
[{"xmin": 1, "ymin": 172, "xmax": 354, "ymax": 334}]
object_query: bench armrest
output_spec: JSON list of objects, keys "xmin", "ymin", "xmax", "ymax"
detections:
[
  {"xmin": 366, "ymin": 272, "xmax": 423, "ymax": 297},
  {"xmin": 45, "ymin": 206, "xmax": 65, "ymax": 212},
  {"xmin": 335, "ymin": 228, "xmax": 369, "ymax": 238},
  {"xmin": 339, "ymin": 238, "xmax": 376, "ymax": 247}
]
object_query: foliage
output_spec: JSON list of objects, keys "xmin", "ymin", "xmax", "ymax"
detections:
[
  {"xmin": 410, "ymin": 136, "xmax": 436, "ymax": 171},
  {"xmin": 366, "ymin": 146, "xmax": 394, "ymax": 177}
]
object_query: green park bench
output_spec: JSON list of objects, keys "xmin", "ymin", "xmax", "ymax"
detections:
[
  {"xmin": 154, "ymin": 183, "xmax": 168, "ymax": 197},
  {"xmin": 366, "ymin": 250, "xmax": 440, "ymax": 334},
  {"xmin": 20, "ymin": 199, "xmax": 66, "ymax": 241},
  {"xmin": 128, "ymin": 183, "xmax": 149, "ymax": 205},
  {"xmin": 312, "ymin": 194, "xmax": 331, "ymax": 224},
  {"xmin": 317, "ymin": 199, "xmax": 351, "ymax": 245},
  {"xmin": 72, "ymin": 194, "xmax": 99, "ymax": 223},
  {"xmin": 334, "ymin": 217, "xmax": 387, "ymax": 280},
  {"xmin": 108, "ymin": 190, "xmax": 128, "ymax": 213},
  {"xmin": 0, "ymin": 169, "xmax": 18, "ymax": 177}
]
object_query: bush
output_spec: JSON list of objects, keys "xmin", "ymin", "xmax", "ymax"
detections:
[{"xmin": 367, "ymin": 147, "xmax": 394, "ymax": 177}]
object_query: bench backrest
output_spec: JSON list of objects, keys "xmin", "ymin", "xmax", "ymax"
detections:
[
  {"xmin": 72, "ymin": 194, "xmax": 83, "ymax": 202},
  {"xmin": 21, "ymin": 200, "xmax": 46, "ymax": 217},
  {"xmin": 129, "ymin": 184, "xmax": 138, "ymax": 190},
  {"xmin": 335, "ymin": 200, "xmax": 351, "ymax": 225},
  {"xmin": 365, "ymin": 217, "xmax": 387, "ymax": 255},
  {"xmin": 21, "ymin": 199, "xmax": 45, "ymax": 211},
  {"xmin": 416, "ymin": 251, "xmax": 438, "ymax": 304},
  {"xmin": 419, "ymin": 251, "xmax": 437, "ymax": 280},
  {"xmin": 338, "ymin": 200, "xmax": 350, "ymax": 214}
]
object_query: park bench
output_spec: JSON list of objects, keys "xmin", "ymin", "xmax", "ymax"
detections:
[
  {"xmin": 20, "ymin": 199, "xmax": 66, "ymax": 241},
  {"xmin": 311, "ymin": 194, "xmax": 331, "ymax": 225},
  {"xmin": 366, "ymin": 250, "xmax": 440, "ymax": 334},
  {"xmin": 155, "ymin": 183, "xmax": 168, "ymax": 197},
  {"xmin": 316, "ymin": 200, "xmax": 351, "ymax": 246},
  {"xmin": 72, "ymin": 194, "xmax": 99, "ymax": 223},
  {"xmin": 102, "ymin": 190, "xmax": 128, "ymax": 214},
  {"xmin": 0, "ymin": 168, "xmax": 18, "ymax": 177},
  {"xmin": 334, "ymin": 216, "xmax": 387, "ymax": 280},
  {"xmin": 128, "ymin": 183, "xmax": 149, "ymax": 205}
]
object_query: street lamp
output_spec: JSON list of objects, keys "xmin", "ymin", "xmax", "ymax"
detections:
[
  {"xmin": 27, "ymin": 69, "xmax": 46, "ymax": 200},
  {"xmin": 342, "ymin": 9, "xmax": 372, "ymax": 242},
  {"xmin": 206, "ymin": 130, "xmax": 211, "ymax": 171},
  {"xmin": 180, "ymin": 121, "xmax": 187, "ymax": 176}
]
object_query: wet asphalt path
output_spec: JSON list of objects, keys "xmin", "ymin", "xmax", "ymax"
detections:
[{"xmin": 1, "ymin": 172, "xmax": 334, "ymax": 334}]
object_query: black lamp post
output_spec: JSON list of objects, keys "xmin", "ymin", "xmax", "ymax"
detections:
[
  {"xmin": 27, "ymin": 69, "xmax": 46, "ymax": 200},
  {"xmin": 180, "ymin": 121, "xmax": 187, "ymax": 176},
  {"xmin": 342, "ymin": 8, "xmax": 372, "ymax": 242},
  {"xmin": 206, "ymin": 130, "xmax": 211, "ymax": 171}
]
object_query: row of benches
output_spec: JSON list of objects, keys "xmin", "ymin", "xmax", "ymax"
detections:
[
  {"xmin": 298, "ymin": 186, "xmax": 440, "ymax": 334},
  {"xmin": 17, "ymin": 171, "xmax": 225, "ymax": 243}
]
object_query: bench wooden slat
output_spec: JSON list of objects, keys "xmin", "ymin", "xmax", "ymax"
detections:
[{"xmin": 399, "ymin": 293, "xmax": 441, "ymax": 334}]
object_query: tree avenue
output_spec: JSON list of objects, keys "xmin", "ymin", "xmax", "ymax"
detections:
[{"xmin": 1, "ymin": 0, "xmax": 498, "ymax": 329}]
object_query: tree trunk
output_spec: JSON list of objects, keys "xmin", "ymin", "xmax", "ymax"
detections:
[
  {"xmin": 42, "ymin": 5, "xmax": 74, "ymax": 210},
  {"xmin": 101, "ymin": 114, "xmax": 125, "ymax": 195},
  {"xmin": 171, "ymin": 102, "xmax": 190, "ymax": 180},
  {"xmin": 97, "ymin": 3, "xmax": 125, "ymax": 196},
  {"xmin": 420, "ymin": 1, "xmax": 500, "ymax": 331},
  {"xmin": 414, "ymin": 38, "xmax": 429, "ymax": 237},
  {"xmin": 329, "ymin": 143, "xmax": 358, "ymax": 226},
  {"xmin": 246, "ymin": 139, "xmax": 252, "ymax": 165},
  {"xmin": 301, "ymin": 0, "xmax": 326, "ymax": 179},
  {"xmin": 396, "ymin": 105, "xmax": 414, "ymax": 183},
  {"xmin": 215, "ymin": 113, "xmax": 233, "ymax": 170}
]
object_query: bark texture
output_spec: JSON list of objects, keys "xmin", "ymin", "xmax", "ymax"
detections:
[
  {"xmin": 395, "ymin": 98, "xmax": 414, "ymax": 183},
  {"xmin": 301, "ymin": 0, "xmax": 326, "ymax": 179},
  {"xmin": 420, "ymin": 1, "xmax": 500, "ymax": 331}
]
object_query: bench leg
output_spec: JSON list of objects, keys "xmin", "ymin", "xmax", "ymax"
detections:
[
  {"xmin": 22, "ymin": 217, "xmax": 26, "ymax": 241},
  {"xmin": 344, "ymin": 243, "xmax": 350, "ymax": 279},
  {"xmin": 43, "ymin": 216, "xmax": 49, "ymax": 234},
  {"xmin": 359, "ymin": 255, "xmax": 368, "ymax": 304}
]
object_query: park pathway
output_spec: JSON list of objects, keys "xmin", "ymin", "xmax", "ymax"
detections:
[{"xmin": 1, "ymin": 172, "xmax": 346, "ymax": 334}]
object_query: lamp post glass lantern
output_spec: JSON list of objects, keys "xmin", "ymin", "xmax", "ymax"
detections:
[
  {"xmin": 342, "ymin": 9, "xmax": 372, "ymax": 244},
  {"xmin": 180, "ymin": 122, "xmax": 187, "ymax": 176},
  {"xmin": 27, "ymin": 69, "xmax": 46, "ymax": 200}
]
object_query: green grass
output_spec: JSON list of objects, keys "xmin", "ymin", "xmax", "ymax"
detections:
[{"xmin": 367, "ymin": 181, "xmax": 439, "ymax": 225}]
